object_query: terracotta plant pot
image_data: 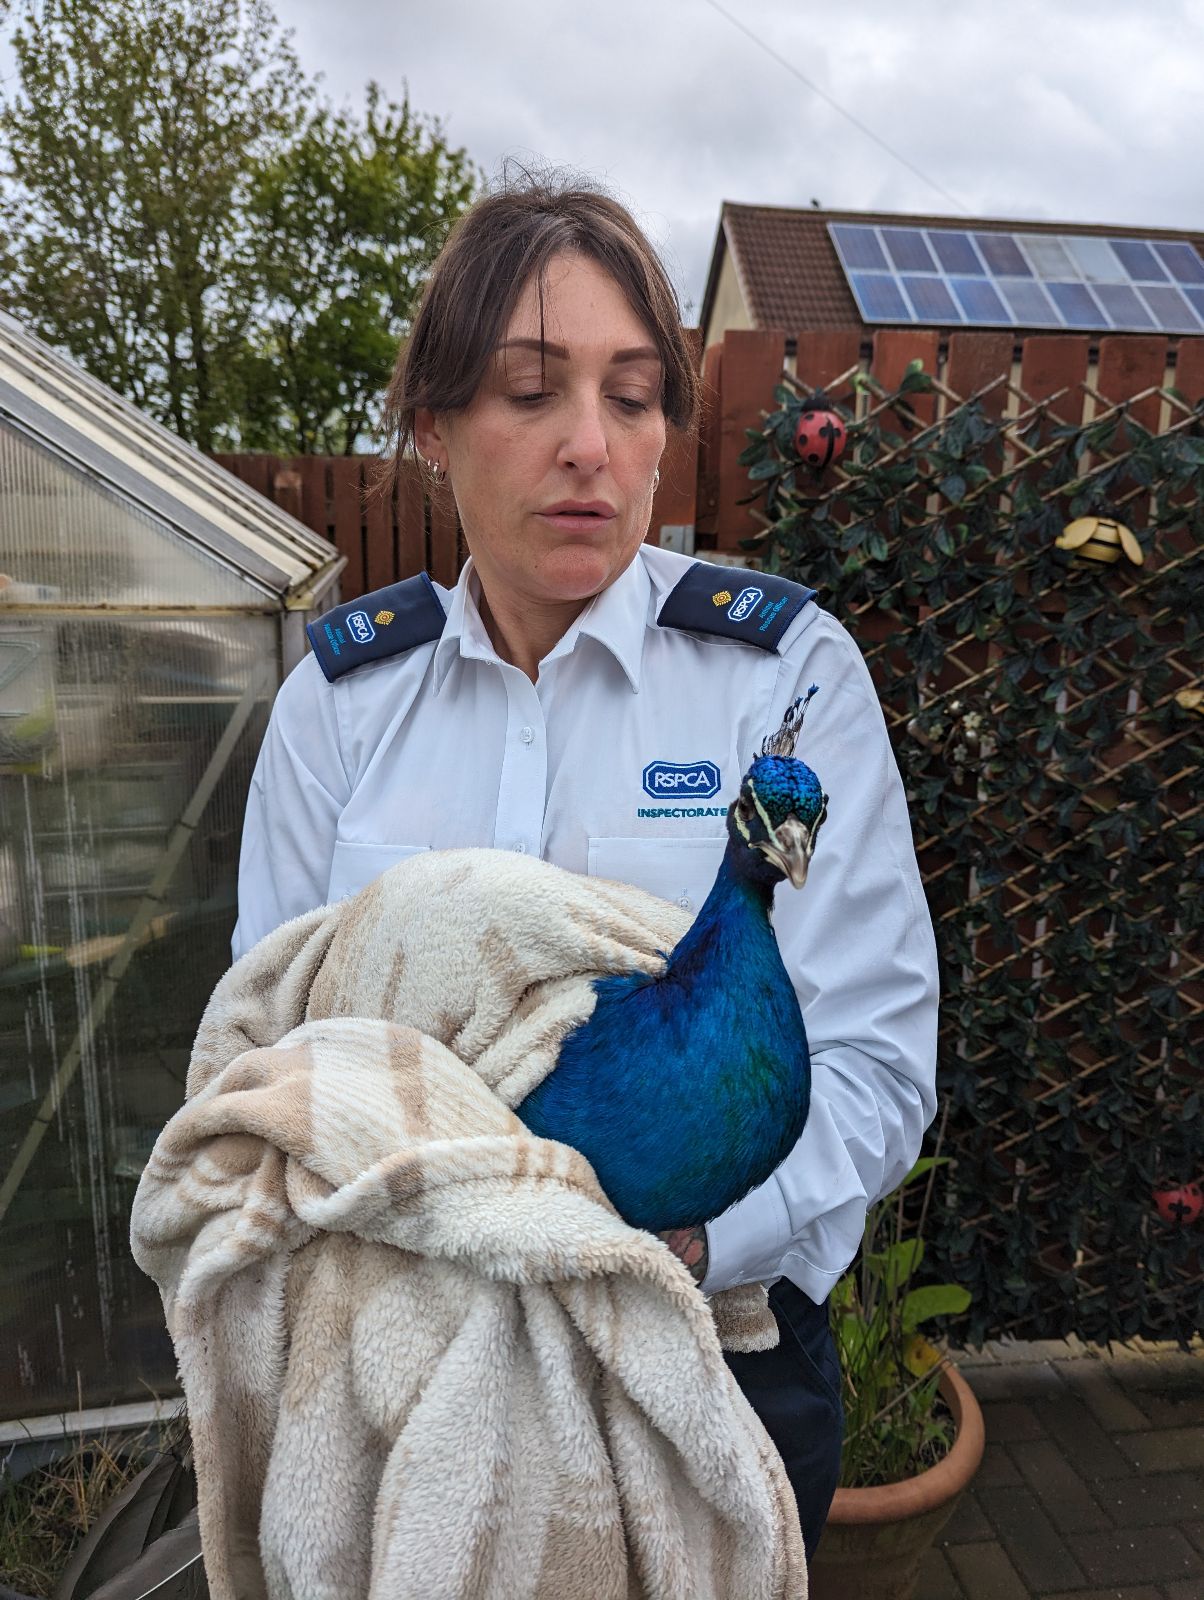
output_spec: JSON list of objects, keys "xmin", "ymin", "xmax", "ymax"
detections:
[{"xmin": 808, "ymin": 1362, "xmax": 985, "ymax": 1600}]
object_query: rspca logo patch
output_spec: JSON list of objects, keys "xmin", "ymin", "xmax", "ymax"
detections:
[
  {"xmin": 642, "ymin": 760, "xmax": 721, "ymax": 800},
  {"xmin": 727, "ymin": 586, "xmax": 764, "ymax": 623},
  {"xmin": 346, "ymin": 610, "xmax": 376, "ymax": 644}
]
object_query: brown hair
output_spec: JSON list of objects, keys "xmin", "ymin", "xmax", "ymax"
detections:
[{"xmin": 377, "ymin": 168, "xmax": 699, "ymax": 498}]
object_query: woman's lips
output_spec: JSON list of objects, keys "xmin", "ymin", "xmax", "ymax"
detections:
[{"xmin": 536, "ymin": 512, "xmax": 618, "ymax": 531}]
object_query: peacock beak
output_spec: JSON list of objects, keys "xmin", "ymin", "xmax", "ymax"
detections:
[{"xmin": 758, "ymin": 812, "xmax": 822, "ymax": 889}]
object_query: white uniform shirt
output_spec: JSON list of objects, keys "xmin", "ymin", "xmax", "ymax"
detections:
[{"xmin": 233, "ymin": 544, "xmax": 939, "ymax": 1303}]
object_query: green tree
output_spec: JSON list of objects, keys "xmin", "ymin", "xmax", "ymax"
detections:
[
  {"xmin": 0, "ymin": 1, "xmax": 478, "ymax": 454},
  {"xmin": 0, "ymin": 0, "xmax": 307, "ymax": 450},
  {"xmin": 237, "ymin": 84, "xmax": 479, "ymax": 455}
]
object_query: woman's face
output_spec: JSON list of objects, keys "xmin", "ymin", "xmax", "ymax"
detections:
[{"xmin": 417, "ymin": 251, "xmax": 667, "ymax": 612}]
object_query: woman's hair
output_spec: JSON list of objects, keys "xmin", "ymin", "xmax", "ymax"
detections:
[{"xmin": 378, "ymin": 168, "xmax": 700, "ymax": 497}]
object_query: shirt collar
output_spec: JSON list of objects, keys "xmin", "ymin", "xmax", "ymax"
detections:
[{"xmin": 430, "ymin": 551, "xmax": 651, "ymax": 694}]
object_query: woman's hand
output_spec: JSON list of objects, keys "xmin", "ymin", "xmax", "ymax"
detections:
[{"xmin": 658, "ymin": 1224, "xmax": 708, "ymax": 1285}]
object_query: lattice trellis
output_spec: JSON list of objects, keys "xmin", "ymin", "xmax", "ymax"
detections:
[{"xmin": 740, "ymin": 359, "xmax": 1203, "ymax": 1344}]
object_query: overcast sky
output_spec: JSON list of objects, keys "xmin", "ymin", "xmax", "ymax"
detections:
[
  {"xmin": 1, "ymin": 2, "xmax": 1200, "ymax": 319},
  {"xmin": 274, "ymin": 0, "xmax": 1204, "ymax": 320}
]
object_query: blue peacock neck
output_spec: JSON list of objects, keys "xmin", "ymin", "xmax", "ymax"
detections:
[{"xmin": 666, "ymin": 831, "xmax": 784, "ymax": 984}]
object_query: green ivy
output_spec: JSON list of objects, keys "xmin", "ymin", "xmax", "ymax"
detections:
[{"xmin": 741, "ymin": 367, "xmax": 1204, "ymax": 1344}]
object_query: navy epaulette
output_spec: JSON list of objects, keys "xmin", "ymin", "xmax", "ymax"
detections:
[
  {"xmin": 656, "ymin": 561, "xmax": 815, "ymax": 652},
  {"xmin": 306, "ymin": 574, "xmax": 447, "ymax": 683}
]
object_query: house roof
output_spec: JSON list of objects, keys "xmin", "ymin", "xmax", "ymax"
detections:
[
  {"xmin": 700, "ymin": 203, "xmax": 1204, "ymax": 338},
  {"xmin": 0, "ymin": 311, "xmax": 343, "ymax": 607}
]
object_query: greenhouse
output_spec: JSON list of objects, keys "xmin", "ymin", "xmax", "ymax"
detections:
[{"xmin": 0, "ymin": 312, "xmax": 342, "ymax": 1427}]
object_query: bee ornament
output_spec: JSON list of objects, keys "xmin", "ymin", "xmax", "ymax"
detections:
[{"xmin": 1055, "ymin": 516, "xmax": 1144, "ymax": 566}]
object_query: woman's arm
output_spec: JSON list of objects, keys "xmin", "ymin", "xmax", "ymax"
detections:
[
  {"xmin": 231, "ymin": 655, "xmax": 351, "ymax": 961},
  {"xmin": 701, "ymin": 618, "xmax": 939, "ymax": 1299}
]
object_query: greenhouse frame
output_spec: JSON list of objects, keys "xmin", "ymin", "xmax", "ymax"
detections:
[{"xmin": 0, "ymin": 312, "xmax": 342, "ymax": 1430}]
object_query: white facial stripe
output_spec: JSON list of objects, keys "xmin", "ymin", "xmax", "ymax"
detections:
[{"xmin": 751, "ymin": 786, "xmax": 777, "ymax": 839}]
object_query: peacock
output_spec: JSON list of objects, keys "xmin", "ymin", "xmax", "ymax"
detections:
[{"xmin": 515, "ymin": 687, "xmax": 827, "ymax": 1232}]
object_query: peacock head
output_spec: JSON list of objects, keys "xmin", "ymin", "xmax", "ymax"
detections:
[{"xmin": 728, "ymin": 686, "xmax": 828, "ymax": 889}]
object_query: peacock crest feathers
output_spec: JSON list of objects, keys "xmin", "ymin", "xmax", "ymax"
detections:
[{"xmin": 761, "ymin": 684, "xmax": 820, "ymax": 758}]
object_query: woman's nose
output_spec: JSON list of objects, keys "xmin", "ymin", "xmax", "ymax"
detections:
[{"xmin": 557, "ymin": 393, "xmax": 609, "ymax": 474}]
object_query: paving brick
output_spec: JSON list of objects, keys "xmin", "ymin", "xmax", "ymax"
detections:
[
  {"xmin": 980, "ymin": 1399, "xmax": 1047, "ymax": 1443},
  {"xmin": 941, "ymin": 1487, "xmax": 992, "ymax": 1544},
  {"xmin": 1065, "ymin": 1525, "xmax": 1202, "ymax": 1586},
  {"xmin": 950, "ymin": 1342, "xmax": 999, "ymax": 1369},
  {"xmin": 1042, "ymin": 1589, "xmax": 1162, "ymax": 1600},
  {"xmin": 963, "ymin": 1360, "xmax": 1068, "ymax": 1403},
  {"xmin": 976, "ymin": 1484, "xmax": 1086, "ymax": 1590},
  {"xmin": 1032, "ymin": 1394, "xmax": 1137, "ymax": 1479},
  {"xmin": 1117, "ymin": 1427, "xmax": 1204, "ymax": 1472},
  {"xmin": 1059, "ymin": 1360, "xmax": 1155, "ymax": 1432},
  {"xmin": 916, "ymin": 1545, "xmax": 964, "ymax": 1599},
  {"xmin": 1105, "ymin": 1349, "xmax": 1204, "ymax": 1391},
  {"xmin": 1008, "ymin": 1438, "xmax": 1109, "ymax": 1532},
  {"xmin": 1089, "ymin": 1471, "xmax": 1204, "ymax": 1528},
  {"xmin": 1124, "ymin": 1388, "xmax": 1204, "ymax": 1428},
  {"xmin": 975, "ymin": 1442, "xmax": 1023, "ymax": 1487},
  {"xmin": 1165, "ymin": 1581, "xmax": 1204, "ymax": 1600},
  {"xmin": 1184, "ymin": 1519, "xmax": 1204, "ymax": 1553},
  {"xmin": 946, "ymin": 1541, "xmax": 1029, "ymax": 1600},
  {"xmin": 984, "ymin": 1335, "xmax": 1091, "ymax": 1363}
]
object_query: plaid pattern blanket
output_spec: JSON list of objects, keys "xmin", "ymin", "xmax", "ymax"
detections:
[{"xmin": 131, "ymin": 848, "xmax": 804, "ymax": 1599}]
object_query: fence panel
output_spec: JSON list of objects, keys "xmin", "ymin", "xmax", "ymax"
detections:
[{"xmin": 723, "ymin": 328, "xmax": 1204, "ymax": 1342}]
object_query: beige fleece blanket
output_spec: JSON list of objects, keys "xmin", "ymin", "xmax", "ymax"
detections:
[{"xmin": 131, "ymin": 848, "xmax": 804, "ymax": 1599}]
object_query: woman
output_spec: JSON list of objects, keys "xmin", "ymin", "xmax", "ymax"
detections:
[{"xmin": 233, "ymin": 175, "xmax": 939, "ymax": 1560}]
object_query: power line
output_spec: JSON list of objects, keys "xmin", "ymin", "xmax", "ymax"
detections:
[{"xmin": 699, "ymin": 0, "xmax": 969, "ymax": 215}]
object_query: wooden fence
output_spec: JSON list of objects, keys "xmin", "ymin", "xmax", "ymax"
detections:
[{"xmin": 215, "ymin": 327, "xmax": 1204, "ymax": 603}]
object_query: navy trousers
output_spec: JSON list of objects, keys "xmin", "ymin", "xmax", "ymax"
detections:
[{"xmin": 723, "ymin": 1278, "xmax": 844, "ymax": 1561}]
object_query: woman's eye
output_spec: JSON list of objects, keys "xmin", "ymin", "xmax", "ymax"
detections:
[
  {"xmin": 511, "ymin": 392, "xmax": 550, "ymax": 405},
  {"xmin": 614, "ymin": 397, "xmax": 649, "ymax": 413}
]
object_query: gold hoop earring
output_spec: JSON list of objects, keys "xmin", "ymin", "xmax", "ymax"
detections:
[
  {"xmin": 426, "ymin": 458, "xmax": 444, "ymax": 484},
  {"xmin": 653, "ymin": 468, "xmax": 661, "ymax": 492}
]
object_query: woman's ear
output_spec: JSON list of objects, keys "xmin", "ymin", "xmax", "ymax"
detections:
[{"xmin": 413, "ymin": 406, "xmax": 447, "ymax": 468}]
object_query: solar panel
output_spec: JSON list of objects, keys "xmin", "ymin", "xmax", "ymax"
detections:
[
  {"xmin": 1092, "ymin": 284, "xmax": 1156, "ymax": 329},
  {"xmin": 1046, "ymin": 282, "xmax": 1105, "ymax": 328},
  {"xmin": 848, "ymin": 271, "xmax": 911, "ymax": 321},
  {"xmin": 1138, "ymin": 284, "xmax": 1200, "ymax": 332},
  {"xmin": 997, "ymin": 278, "xmax": 1061, "ymax": 326},
  {"xmin": 1155, "ymin": 241, "xmax": 1204, "ymax": 285},
  {"xmin": 928, "ymin": 231, "xmax": 983, "ymax": 275},
  {"xmin": 881, "ymin": 227, "xmax": 937, "ymax": 273},
  {"xmin": 901, "ymin": 275, "xmax": 962, "ymax": 322},
  {"xmin": 830, "ymin": 224, "xmax": 888, "ymax": 272},
  {"xmin": 950, "ymin": 277, "xmax": 1010, "ymax": 324},
  {"xmin": 1110, "ymin": 239, "xmax": 1166, "ymax": 282},
  {"xmin": 828, "ymin": 222, "xmax": 1204, "ymax": 333}
]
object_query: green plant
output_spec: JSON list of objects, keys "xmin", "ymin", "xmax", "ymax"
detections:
[
  {"xmin": 740, "ymin": 364, "xmax": 1203, "ymax": 1345},
  {"xmin": 832, "ymin": 1154, "xmax": 971, "ymax": 1489}
]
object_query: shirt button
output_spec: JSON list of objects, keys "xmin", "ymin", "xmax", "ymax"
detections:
[
  {"xmin": 513, "ymin": 842, "xmax": 527, "ymax": 854},
  {"xmin": 519, "ymin": 725, "xmax": 534, "ymax": 744}
]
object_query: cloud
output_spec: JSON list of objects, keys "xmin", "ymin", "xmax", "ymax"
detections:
[{"xmin": 8, "ymin": 0, "xmax": 1199, "ymax": 313}]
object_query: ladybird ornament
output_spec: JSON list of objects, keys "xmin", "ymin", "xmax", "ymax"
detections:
[
  {"xmin": 1056, "ymin": 516, "xmax": 1144, "ymax": 565},
  {"xmin": 794, "ymin": 394, "xmax": 848, "ymax": 474},
  {"xmin": 1153, "ymin": 1183, "xmax": 1203, "ymax": 1225}
]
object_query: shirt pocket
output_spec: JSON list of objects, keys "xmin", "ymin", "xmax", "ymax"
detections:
[
  {"xmin": 327, "ymin": 840, "xmax": 430, "ymax": 904},
  {"xmin": 587, "ymin": 836, "xmax": 727, "ymax": 915}
]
